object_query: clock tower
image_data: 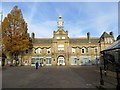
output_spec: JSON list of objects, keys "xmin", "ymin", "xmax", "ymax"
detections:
[{"xmin": 57, "ymin": 15, "xmax": 64, "ymax": 28}]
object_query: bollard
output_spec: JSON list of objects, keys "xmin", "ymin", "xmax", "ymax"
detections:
[
  {"xmin": 100, "ymin": 67, "xmax": 104, "ymax": 85},
  {"xmin": 104, "ymin": 66, "xmax": 107, "ymax": 76},
  {"xmin": 104, "ymin": 69, "xmax": 107, "ymax": 76}
]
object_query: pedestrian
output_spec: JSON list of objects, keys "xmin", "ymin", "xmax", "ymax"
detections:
[{"xmin": 35, "ymin": 62, "xmax": 39, "ymax": 69}]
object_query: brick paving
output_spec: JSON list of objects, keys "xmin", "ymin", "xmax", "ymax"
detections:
[{"xmin": 2, "ymin": 65, "xmax": 117, "ymax": 89}]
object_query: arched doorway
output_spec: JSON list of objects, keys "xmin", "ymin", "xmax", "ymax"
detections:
[{"xmin": 57, "ymin": 56, "xmax": 65, "ymax": 66}]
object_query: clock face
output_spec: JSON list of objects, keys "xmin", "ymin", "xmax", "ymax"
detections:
[{"xmin": 59, "ymin": 21, "xmax": 62, "ymax": 26}]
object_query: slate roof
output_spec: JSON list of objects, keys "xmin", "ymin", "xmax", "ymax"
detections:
[
  {"xmin": 69, "ymin": 38, "xmax": 99, "ymax": 44},
  {"xmin": 33, "ymin": 38, "xmax": 99, "ymax": 44},
  {"xmin": 33, "ymin": 38, "xmax": 52, "ymax": 44}
]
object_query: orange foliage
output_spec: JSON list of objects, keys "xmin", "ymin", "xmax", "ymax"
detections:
[{"xmin": 2, "ymin": 6, "xmax": 31, "ymax": 55}]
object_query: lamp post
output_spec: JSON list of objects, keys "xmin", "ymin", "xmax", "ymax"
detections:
[
  {"xmin": 95, "ymin": 48, "xmax": 98, "ymax": 67},
  {"xmin": 103, "ymin": 51, "xmax": 107, "ymax": 76}
]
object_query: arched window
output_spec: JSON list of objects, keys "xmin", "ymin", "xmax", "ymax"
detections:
[
  {"xmin": 94, "ymin": 48, "xmax": 98, "ymax": 54},
  {"xmin": 81, "ymin": 48, "xmax": 84, "ymax": 53},
  {"xmin": 95, "ymin": 48, "xmax": 97, "ymax": 53},
  {"xmin": 33, "ymin": 48, "xmax": 36, "ymax": 54},
  {"xmin": 72, "ymin": 48, "xmax": 76, "ymax": 53},
  {"xmin": 38, "ymin": 48, "xmax": 42, "ymax": 54},
  {"xmin": 86, "ymin": 48, "xmax": 89, "ymax": 53},
  {"xmin": 47, "ymin": 48, "xmax": 51, "ymax": 54},
  {"xmin": 34, "ymin": 48, "xmax": 42, "ymax": 54}
]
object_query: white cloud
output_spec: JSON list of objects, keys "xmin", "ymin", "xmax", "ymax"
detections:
[
  {"xmin": 2, "ymin": 2, "xmax": 118, "ymax": 39},
  {"xmin": 26, "ymin": 3, "xmax": 38, "ymax": 24},
  {"xmin": 27, "ymin": 10, "xmax": 118, "ymax": 38},
  {"xmin": 28, "ymin": 20, "xmax": 57, "ymax": 38}
]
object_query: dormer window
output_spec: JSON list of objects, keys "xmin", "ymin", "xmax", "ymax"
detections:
[
  {"xmin": 62, "ymin": 37, "xmax": 65, "ymax": 39},
  {"xmin": 34, "ymin": 48, "xmax": 42, "ymax": 54},
  {"xmin": 56, "ymin": 37, "xmax": 60, "ymax": 39},
  {"xmin": 72, "ymin": 48, "xmax": 76, "ymax": 53},
  {"xmin": 35, "ymin": 48, "xmax": 42, "ymax": 54},
  {"xmin": 82, "ymin": 49, "xmax": 84, "ymax": 53},
  {"xmin": 34, "ymin": 48, "xmax": 36, "ymax": 54},
  {"xmin": 81, "ymin": 48, "xmax": 85, "ymax": 54},
  {"xmin": 47, "ymin": 48, "xmax": 51, "ymax": 54}
]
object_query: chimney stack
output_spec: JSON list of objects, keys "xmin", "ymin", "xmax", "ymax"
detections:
[
  {"xmin": 109, "ymin": 32, "xmax": 113, "ymax": 36},
  {"xmin": 87, "ymin": 32, "xmax": 90, "ymax": 43}
]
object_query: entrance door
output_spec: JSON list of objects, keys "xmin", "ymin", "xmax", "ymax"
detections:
[
  {"xmin": 57, "ymin": 57, "xmax": 65, "ymax": 66},
  {"xmin": 70, "ymin": 57, "xmax": 77, "ymax": 65},
  {"xmin": 74, "ymin": 58, "xmax": 77, "ymax": 65}
]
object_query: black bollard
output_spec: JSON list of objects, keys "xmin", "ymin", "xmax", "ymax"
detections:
[
  {"xmin": 104, "ymin": 66, "xmax": 107, "ymax": 76},
  {"xmin": 100, "ymin": 67, "xmax": 104, "ymax": 85}
]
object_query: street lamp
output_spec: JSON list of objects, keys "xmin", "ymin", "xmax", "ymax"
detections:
[
  {"xmin": 95, "ymin": 48, "xmax": 98, "ymax": 67},
  {"xmin": 103, "ymin": 51, "xmax": 107, "ymax": 76}
]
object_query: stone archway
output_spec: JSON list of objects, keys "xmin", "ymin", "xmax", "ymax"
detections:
[{"xmin": 57, "ymin": 55, "xmax": 65, "ymax": 66}]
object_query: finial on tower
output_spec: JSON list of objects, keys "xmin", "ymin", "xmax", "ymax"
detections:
[{"xmin": 57, "ymin": 15, "xmax": 64, "ymax": 28}]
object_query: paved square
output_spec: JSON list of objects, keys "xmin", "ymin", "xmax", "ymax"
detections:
[{"xmin": 2, "ymin": 66, "xmax": 100, "ymax": 88}]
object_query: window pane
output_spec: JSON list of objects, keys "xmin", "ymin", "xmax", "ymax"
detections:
[
  {"xmin": 56, "ymin": 37, "xmax": 60, "ymax": 39},
  {"xmin": 86, "ymin": 48, "xmax": 88, "ymax": 53},
  {"xmin": 82, "ymin": 49, "xmax": 84, "ymax": 53},
  {"xmin": 72, "ymin": 48, "xmax": 75, "ymax": 53},
  {"xmin": 40, "ymin": 58, "xmax": 43, "ymax": 63},
  {"xmin": 32, "ymin": 58, "xmax": 35, "ymax": 63},
  {"xmin": 46, "ymin": 58, "xmax": 51, "ymax": 64},
  {"xmin": 62, "ymin": 37, "xmax": 65, "ymax": 39}
]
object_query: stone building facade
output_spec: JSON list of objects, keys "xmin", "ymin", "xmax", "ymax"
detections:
[{"xmin": 23, "ymin": 16, "xmax": 115, "ymax": 66}]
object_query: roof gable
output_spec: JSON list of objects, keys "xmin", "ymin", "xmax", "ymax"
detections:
[
  {"xmin": 55, "ymin": 28, "xmax": 68, "ymax": 35},
  {"xmin": 100, "ymin": 32, "xmax": 112, "ymax": 38}
]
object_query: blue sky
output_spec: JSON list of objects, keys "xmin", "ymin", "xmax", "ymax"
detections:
[{"xmin": 2, "ymin": 2, "xmax": 118, "ymax": 39}]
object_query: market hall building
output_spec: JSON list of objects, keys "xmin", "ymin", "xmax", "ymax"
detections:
[{"xmin": 23, "ymin": 16, "xmax": 115, "ymax": 66}]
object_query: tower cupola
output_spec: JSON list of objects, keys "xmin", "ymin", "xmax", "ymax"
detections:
[{"xmin": 57, "ymin": 15, "xmax": 64, "ymax": 28}]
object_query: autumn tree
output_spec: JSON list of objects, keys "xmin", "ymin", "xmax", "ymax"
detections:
[{"xmin": 2, "ymin": 6, "xmax": 31, "ymax": 65}]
